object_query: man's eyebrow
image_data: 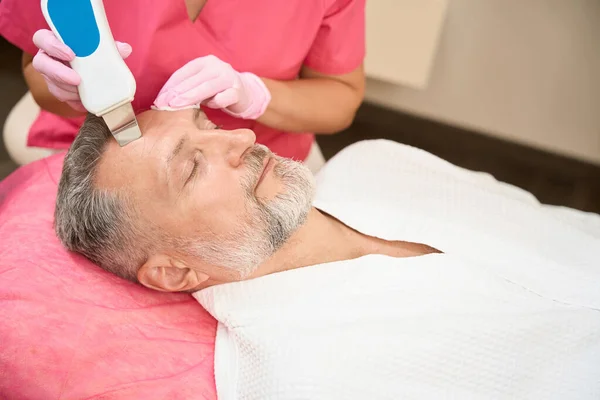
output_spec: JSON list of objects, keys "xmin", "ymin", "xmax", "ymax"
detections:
[
  {"xmin": 166, "ymin": 135, "xmax": 188, "ymax": 169},
  {"xmin": 193, "ymin": 108, "xmax": 201, "ymax": 121},
  {"xmin": 165, "ymin": 135, "xmax": 188, "ymax": 181}
]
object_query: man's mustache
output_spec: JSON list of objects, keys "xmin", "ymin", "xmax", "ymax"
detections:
[{"xmin": 242, "ymin": 144, "xmax": 272, "ymax": 189}]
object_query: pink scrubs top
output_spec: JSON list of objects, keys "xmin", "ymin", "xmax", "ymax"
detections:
[{"xmin": 0, "ymin": 0, "xmax": 365, "ymax": 161}]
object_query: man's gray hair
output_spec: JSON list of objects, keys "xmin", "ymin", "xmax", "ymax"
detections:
[{"xmin": 54, "ymin": 114, "xmax": 148, "ymax": 282}]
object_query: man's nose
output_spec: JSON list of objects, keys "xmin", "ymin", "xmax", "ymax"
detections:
[{"xmin": 222, "ymin": 128, "xmax": 256, "ymax": 167}]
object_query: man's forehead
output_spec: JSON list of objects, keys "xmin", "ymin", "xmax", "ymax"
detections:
[
  {"xmin": 95, "ymin": 137, "xmax": 150, "ymax": 190},
  {"xmin": 97, "ymin": 122, "xmax": 172, "ymax": 187},
  {"xmin": 137, "ymin": 108, "xmax": 206, "ymax": 131},
  {"xmin": 96, "ymin": 108, "xmax": 206, "ymax": 189}
]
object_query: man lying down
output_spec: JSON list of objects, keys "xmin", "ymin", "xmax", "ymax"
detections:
[{"xmin": 55, "ymin": 108, "xmax": 600, "ymax": 400}]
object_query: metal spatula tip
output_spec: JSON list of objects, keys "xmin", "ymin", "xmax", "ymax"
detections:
[{"xmin": 102, "ymin": 103, "xmax": 142, "ymax": 147}]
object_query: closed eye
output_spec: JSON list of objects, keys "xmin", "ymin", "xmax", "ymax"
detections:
[{"xmin": 185, "ymin": 153, "xmax": 202, "ymax": 185}]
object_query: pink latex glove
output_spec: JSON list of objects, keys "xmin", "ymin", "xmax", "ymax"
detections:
[
  {"xmin": 31, "ymin": 29, "xmax": 132, "ymax": 112},
  {"xmin": 153, "ymin": 55, "xmax": 271, "ymax": 120}
]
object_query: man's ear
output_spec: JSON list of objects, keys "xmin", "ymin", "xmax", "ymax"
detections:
[{"xmin": 137, "ymin": 254, "xmax": 209, "ymax": 292}]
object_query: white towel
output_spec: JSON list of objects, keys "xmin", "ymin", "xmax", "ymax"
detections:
[{"xmin": 194, "ymin": 140, "xmax": 600, "ymax": 400}]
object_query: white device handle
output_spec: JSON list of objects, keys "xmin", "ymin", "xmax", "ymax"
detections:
[{"xmin": 40, "ymin": 0, "xmax": 136, "ymax": 116}]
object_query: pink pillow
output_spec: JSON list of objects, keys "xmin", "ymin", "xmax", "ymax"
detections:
[{"xmin": 0, "ymin": 154, "xmax": 217, "ymax": 399}]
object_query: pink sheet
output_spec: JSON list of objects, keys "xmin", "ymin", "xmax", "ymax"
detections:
[{"xmin": 0, "ymin": 154, "xmax": 217, "ymax": 399}]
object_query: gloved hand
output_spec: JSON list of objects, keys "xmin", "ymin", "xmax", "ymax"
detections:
[
  {"xmin": 153, "ymin": 55, "xmax": 271, "ymax": 120},
  {"xmin": 31, "ymin": 29, "xmax": 132, "ymax": 112}
]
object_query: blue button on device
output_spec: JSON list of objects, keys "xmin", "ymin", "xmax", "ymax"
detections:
[{"xmin": 47, "ymin": 0, "xmax": 100, "ymax": 57}]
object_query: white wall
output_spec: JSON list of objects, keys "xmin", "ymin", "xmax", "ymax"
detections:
[{"xmin": 365, "ymin": 0, "xmax": 600, "ymax": 165}]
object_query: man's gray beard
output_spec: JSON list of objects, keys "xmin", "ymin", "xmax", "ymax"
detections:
[{"xmin": 188, "ymin": 145, "xmax": 315, "ymax": 278}]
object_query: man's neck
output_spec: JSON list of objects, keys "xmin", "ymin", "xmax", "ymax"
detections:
[{"xmin": 253, "ymin": 208, "xmax": 365, "ymax": 277}]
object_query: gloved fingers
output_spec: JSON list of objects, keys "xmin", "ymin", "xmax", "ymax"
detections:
[
  {"xmin": 169, "ymin": 78, "xmax": 231, "ymax": 108},
  {"xmin": 159, "ymin": 55, "xmax": 226, "ymax": 94},
  {"xmin": 66, "ymin": 100, "xmax": 86, "ymax": 112},
  {"xmin": 157, "ymin": 56, "xmax": 214, "ymax": 95},
  {"xmin": 32, "ymin": 29, "xmax": 132, "ymax": 61},
  {"xmin": 156, "ymin": 66, "xmax": 225, "ymax": 107},
  {"xmin": 115, "ymin": 41, "xmax": 133, "ymax": 59},
  {"xmin": 205, "ymin": 87, "xmax": 239, "ymax": 109},
  {"xmin": 32, "ymin": 29, "xmax": 75, "ymax": 61},
  {"xmin": 156, "ymin": 66, "xmax": 221, "ymax": 107},
  {"xmin": 153, "ymin": 72, "xmax": 197, "ymax": 107},
  {"xmin": 152, "ymin": 92, "xmax": 170, "ymax": 109},
  {"xmin": 32, "ymin": 50, "xmax": 81, "ymax": 86},
  {"xmin": 170, "ymin": 66, "xmax": 223, "ymax": 97},
  {"xmin": 51, "ymin": 80, "xmax": 80, "ymax": 94},
  {"xmin": 46, "ymin": 80, "xmax": 81, "ymax": 102}
]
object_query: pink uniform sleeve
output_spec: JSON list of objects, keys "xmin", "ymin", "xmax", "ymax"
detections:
[
  {"xmin": 0, "ymin": 0, "xmax": 49, "ymax": 55},
  {"xmin": 304, "ymin": 0, "xmax": 366, "ymax": 75}
]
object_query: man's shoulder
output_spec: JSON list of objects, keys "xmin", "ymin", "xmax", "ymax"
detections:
[
  {"xmin": 319, "ymin": 140, "xmax": 442, "ymax": 177},
  {"xmin": 317, "ymin": 140, "xmax": 539, "ymax": 205},
  {"xmin": 314, "ymin": 140, "xmax": 424, "ymax": 198},
  {"xmin": 324, "ymin": 139, "xmax": 413, "ymax": 164},
  {"xmin": 330, "ymin": 139, "xmax": 404, "ymax": 156}
]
